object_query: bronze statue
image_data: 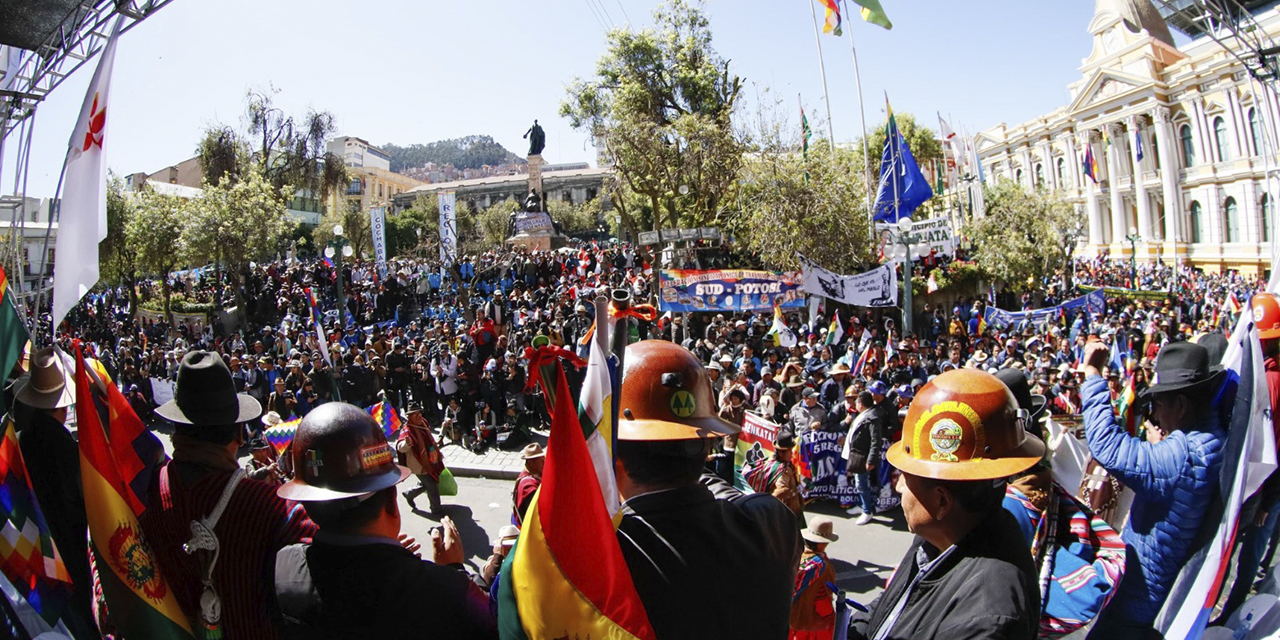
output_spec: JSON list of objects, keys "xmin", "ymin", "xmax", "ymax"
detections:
[
  {"xmin": 523, "ymin": 119, "xmax": 546, "ymax": 156},
  {"xmin": 523, "ymin": 189, "xmax": 543, "ymax": 213}
]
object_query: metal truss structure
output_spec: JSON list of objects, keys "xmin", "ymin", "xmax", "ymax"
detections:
[{"xmin": 0, "ymin": 0, "xmax": 176, "ymax": 143}]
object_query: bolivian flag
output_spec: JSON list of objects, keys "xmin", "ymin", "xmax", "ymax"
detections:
[
  {"xmin": 74, "ymin": 345, "xmax": 193, "ymax": 639},
  {"xmin": 497, "ymin": 356, "xmax": 655, "ymax": 640},
  {"xmin": 765, "ymin": 303, "xmax": 798, "ymax": 348}
]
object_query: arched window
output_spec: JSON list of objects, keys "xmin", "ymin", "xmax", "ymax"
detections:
[
  {"xmin": 1214, "ymin": 116, "xmax": 1231, "ymax": 162},
  {"xmin": 1016, "ymin": 168, "xmax": 1023, "ymax": 184},
  {"xmin": 1250, "ymin": 108, "xmax": 1263, "ymax": 156},
  {"xmin": 1225, "ymin": 196, "xmax": 1239, "ymax": 242},
  {"xmin": 1056, "ymin": 157, "xmax": 1066, "ymax": 186},
  {"xmin": 1035, "ymin": 164, "xmax": 1044, "ymax": 188},
  {"xmin": 1180, "ymin": 124, "xmax": 1195, "ymax": 168},
  {"xmin": 1263, "ymin": 193, "xmax": 1273, "ymax": 242},
  {"xmin": 1190, "ymin": 201, "xmax": 1203, "ymax": 243}
]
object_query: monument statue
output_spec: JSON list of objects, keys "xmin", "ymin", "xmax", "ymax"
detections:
[
  {"xmin": 523, "ymin": 119, "xmax": 546, "ymax": 156},
  {"xmin": 523, "ymin": 189, "xmax": 543, "ymax": 213}
]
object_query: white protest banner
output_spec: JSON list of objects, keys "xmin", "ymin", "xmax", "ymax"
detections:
[
  {"xmin": 876, "ymin": 215, "xmax": 957, "ymax": 259},
  {"xmin": 369, "ymin": 206, "xmax": 388, "ymax": 279},
  {"xmin": 438, "ymin": 192, "xmax": 458, "ymax": 264},
  {"xmin": 798, "ymin": 254, "xmax": 898, "ymax": 308},
  {"xmin": 150, "ymin": 377, "xmax": 175, "ymax": 406}
]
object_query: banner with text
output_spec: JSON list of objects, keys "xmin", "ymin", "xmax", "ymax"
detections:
[
  {"xmin": 797, "ymin": 430, "xmax": 851, "ymax": 500},
  {"xmin": 1077, "ymin": 284, "xmax": 1173, "ymax": 301},
  {"xmin": 369, "ymin": 206, "xmax": 388, "ymax": 279},
  {"xmin": 438, "ymin": 192, "xmax": 458, "ymax": 265},
  {"xmin": 984, "ymin": 289, "xmax": 1106, "ymax": 328},
  {"xmin": 513, "ymin": 211, "xmax": 553, "ymax": 234},
  {"xmin": 875, "ymin": 215, "xmax": 957, "ymax": 259},
  {"xmin": 798, "ymin": 255, "xmax": 899, "ymax": 308},
  {"xmin": 734, "ymin": 412, "xmax": 780, "ymax": 491},
  {"xmin": 659, "ymin": 269, "xmax": 804, "ymax": 312}
]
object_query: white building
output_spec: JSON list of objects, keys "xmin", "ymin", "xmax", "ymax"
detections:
[
  {"xmin": 0, "ymin": 196, "xmax": 57, "ymax": 291},
  {"xmin": 977, "ymin": 0, "xmax": 1280, "ymax": 275},
  {"xmin": 327, "ymin": 136, "xmax": 391, "ymax": 172}
]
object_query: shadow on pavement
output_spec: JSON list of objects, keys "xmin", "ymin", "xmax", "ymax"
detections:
[
  {"xmin": 436, "ymin": 504, "xmax": 493, "ymax": 570},
  {"xmin": 832, "ymin": 557, "xmax": 895, "ymax": 600}
]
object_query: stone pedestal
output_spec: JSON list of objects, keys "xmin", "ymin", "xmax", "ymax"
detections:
[{"xmin": 527, "ymin": 154, "xmax": 544, "ymax": 196}]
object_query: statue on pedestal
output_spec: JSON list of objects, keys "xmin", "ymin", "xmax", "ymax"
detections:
[{"xmin": 523, "ymin": 120, "xmax": 546, "ymax": 156}]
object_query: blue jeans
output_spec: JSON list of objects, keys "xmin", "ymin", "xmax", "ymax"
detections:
[{"xmin": 852, "ymin": 471, "xmax": 876, "ymax": 515}]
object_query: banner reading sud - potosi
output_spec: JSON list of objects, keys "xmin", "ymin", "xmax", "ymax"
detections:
[{"xmin": 658, "ymin": 269, "xmax": 804, "ymax": 313}]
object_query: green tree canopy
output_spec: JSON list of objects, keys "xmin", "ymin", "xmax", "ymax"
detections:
[
  {"xmin": 127, "ymin": 189, "xmax": 189, "ymax": 325},
  {"xmin": 968, "ymin": 179, "xmax": 1084, "ymax": 291},
  {"xmin": 561, "ymin": 0, "xmax": 744, "ymax": 235}
]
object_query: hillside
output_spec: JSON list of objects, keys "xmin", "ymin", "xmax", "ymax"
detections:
[{"xmin": 382, "ymin": 135, "xmax": 524, "ymax": 172}]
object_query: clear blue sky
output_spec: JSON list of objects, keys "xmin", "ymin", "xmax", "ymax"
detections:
[{"xmin": 6, "ymin": 0, "xmax": 1109, "ymax": 198}]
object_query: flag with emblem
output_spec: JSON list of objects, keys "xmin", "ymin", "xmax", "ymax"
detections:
[
  {"xmin": 0, "ymin": 415, "xmax": 76, "ymax": 637},
  {"xmin": 580, "ymin": 324, "xmax": 622, "ymax": 520},
  {"xmin": 497, "ymin": 354, "xmax": 656, "ymax": 640},
  {"xmin": 305, "ymin": 288, "xmax": 333, "ymax": 368},
  {"xmin": 765, "ymin": 302, "xmax": 798, "ymax": 348},
  {"xmin": 52, "ymin": 17, "xmax": 122, "ymax": 331},
  {"xmin": 74, "ymin": 345, "xmax": 193, "ymax": 639},
  {"xmin": 0, "ymin": 264, "xmax": 28, "ymax": 381}
]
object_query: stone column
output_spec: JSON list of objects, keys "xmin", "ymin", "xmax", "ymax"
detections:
[
  {"xmin": 1128, "ymin": 115, "xmax": 1152, "ymax": 242},
  {"xmin": 1105, "ymin": 124, "xmax": 1127, "ymax": 247},
  {"xmin": 1085, "ymin": 131, "xmax": 1104, "ymax": 247},
  {"xmin": 1065, "ymin": 131, "xmax": 1081, "ymax": 189},
  {"xmin": 527, "ymin": 154, "xmax": 545, "ymax": 199},
  {"xmin": 1039, "ymin": 139, "xmax": 1055, "ymax": 189},
  {"xmin": 1153, "ymin": 107, "xmax": 1182, "ymax": 244},
  {"xmin": 1020, "ymin": 148, "xmax": 1035, "ymax": 188}
]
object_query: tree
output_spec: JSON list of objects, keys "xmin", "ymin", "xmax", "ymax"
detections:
[
  {"xmin": 732, "ymin": 140, "xmax": 877, "ymax": 274},
  {"xmin": 862, "ymin": 112, "xmax": 945, "ymax": 183},
  {"xmin": 195, "ymin": 87, "xmax": 348, "ymax": 201},
  {"xmin": 187, "ymin": 166, "xmax": 292, "ymax": 323},
  {"xmin": 312, "ymin": 202, "xmax": 373, "ymax": 260},
  {"xmin": 968, "ymin": 179, "xmax": 1084, "ymax": 291},
  {"xmin": 547, "ymin": 196, "xmax": 605, "ymax": 237},
  {"xmin": 127, "ymin": 189, "xmax": 189, "ymax": 326},
  {"xmin": 386, "ymin": 198, "xmax": 436, "ymax": 259},
  {"xmin": 102, "ymin": 175, "xmax": 140, "ymax": 311},
  {"xmin": 561, "ymin": 0, "xmax": 744, "ymax": 235}
]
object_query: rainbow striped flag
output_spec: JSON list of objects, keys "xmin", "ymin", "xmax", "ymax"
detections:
[
  {"xmin": 74, "ymin": 345, "xmax": 193, "ymax": 639},
  {"xmin": 0, "ymin": 265, "xmax": 28, "ymax": 382},
  {"xmin": 816, "ymin": 0, "xmax": 842, "ymax": 35},
  {"xmin": 0, "ymin": 416, "xmax": 75, "ymax": 636},
  {"xmin": 367, "ymin": 401, "xmax": 403, "ymax": 440},
  {"xmin": 497, "ymin": 353, "xmax": 655, "ymax": 640},
  {"xmin": 264, "ymin": 418, "xmax": 302, "ymax": 457}
]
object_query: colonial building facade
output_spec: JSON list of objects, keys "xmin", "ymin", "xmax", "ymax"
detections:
[{"xmin": 977, "ymin": 0, "xmax": 1280, "ymax": 274}]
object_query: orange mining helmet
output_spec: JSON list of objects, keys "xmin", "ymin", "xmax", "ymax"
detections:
[
  {"xmin": 886, "ymin": 368, "xmax": 1045, "ymax": 481},
  {"xmin": 618, "ymin": 340, "xmax": 741, "ymax": 441},
  {"xmin": 1252, "ymin": 293, "xmax": 1280, "ymax": 340}
]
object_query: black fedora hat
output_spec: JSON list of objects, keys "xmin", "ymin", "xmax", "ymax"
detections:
[
  {"xmin": 995, "ymin": 368, "xmax": 1047, "ymax": 438},
  {"xmin": 157, "ymin": 350, "xmax": 262, "ymax": 426},
  {"xmin": 1141, "ymin": 341, "xmax": 1226, "ymax": 399}
]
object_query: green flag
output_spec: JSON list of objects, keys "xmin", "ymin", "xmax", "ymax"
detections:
[
  {"xmin": 850, "ymin": 0, "xmax": 892, "ymax": 30},
  {"xmin": 0, "ymin": 266, "xmax": 28, "ymax": 381}
]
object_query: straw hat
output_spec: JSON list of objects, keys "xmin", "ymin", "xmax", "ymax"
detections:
[
  {"xmin": 15, "ymin": 347, "xmax": 75, "ymax": 410},
  {"xmin": 801, "ymin": 517, "xmax": 840, "ymax": 544}
]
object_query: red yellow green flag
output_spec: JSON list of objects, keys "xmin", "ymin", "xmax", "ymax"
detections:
[
  {"xmin": 75, "ymin": 345, "xmax": 194, "ymax": 639},
  {"xmin": 497, "ymin": 358, "xmax": 656, "ymax": 640}
]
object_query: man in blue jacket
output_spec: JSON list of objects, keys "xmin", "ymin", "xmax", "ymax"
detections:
[{"xmin": 1081, "ymin": 339, "xmax": 1226, "ymax": 637}]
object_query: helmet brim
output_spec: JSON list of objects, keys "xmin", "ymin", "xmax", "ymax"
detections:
[
  {"xmin": 276, "ymin": 465, "xmax": 411, "ymax": 502},
  {"xmin": 617, "ymin": 416, "xmax": 740, "ymax": 441},
  {"xmin": 885, "ymin": 437, "xmax": 1044, "ymax": 482}
]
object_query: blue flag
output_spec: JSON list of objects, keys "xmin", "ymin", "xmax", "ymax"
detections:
[
  {"xmin": 872, "ymin": 100, "xmax": 934, "ymax": 223},
  {"xmin": 1135, "ymin": 125, "xmax": 1145, "ymax": 162}
]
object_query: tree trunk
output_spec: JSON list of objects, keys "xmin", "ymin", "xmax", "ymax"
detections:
[{"xmin": 161, "ymin": 270, "xmax": 174, "ymax": 334}]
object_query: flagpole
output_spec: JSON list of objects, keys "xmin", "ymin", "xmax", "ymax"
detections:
[
  {"xmin": 807, "ymin": 0, "xmax": 838, "ymax": 150},
  {"xmin": 839, "ymin": 0, "xmax": 874, "ymax": 224}
]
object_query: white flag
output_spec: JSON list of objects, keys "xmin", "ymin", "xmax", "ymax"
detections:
[
  {"xmin": 938, "ymin": 113, "xmax": 966, "ymax": 173},
  {"xmin": 52, "ymin": 17, "xmax": 123, "ymax": 331}
]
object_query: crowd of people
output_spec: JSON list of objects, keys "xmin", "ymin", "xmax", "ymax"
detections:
[{"xmin": 6, "ymin": 237, "xmax": 1280, "ymax": 639}]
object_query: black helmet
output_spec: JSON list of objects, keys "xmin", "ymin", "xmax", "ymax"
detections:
[{"xmin": 276, "ymin": 403, "xmax": 409, "ymax": 502}]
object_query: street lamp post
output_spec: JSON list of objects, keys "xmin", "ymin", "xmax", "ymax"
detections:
[
  {"xmin": 1125, "ymin": 225, "xmax": 1141, "ymax": 289},
  {"xmin": 889, "ymin": 217, "xmax": 922, "ymax": 336},
  {"xmin": 325, "ymin": 224, "xmax": 354, "ymax": 326}
]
